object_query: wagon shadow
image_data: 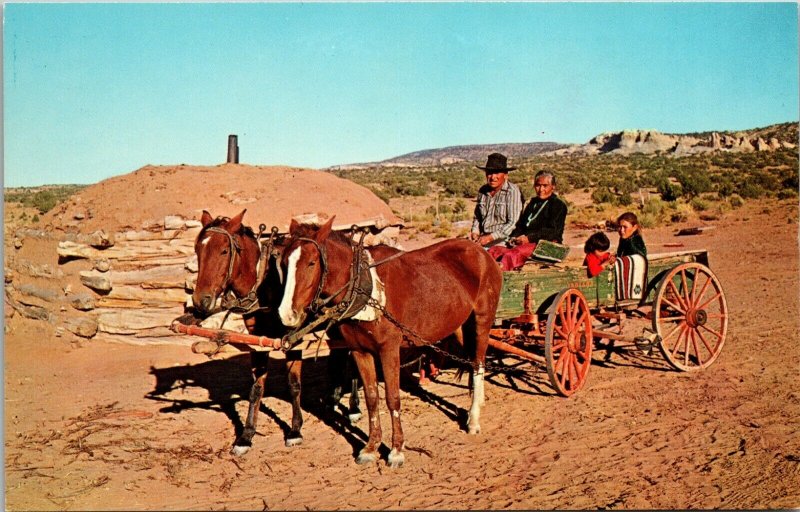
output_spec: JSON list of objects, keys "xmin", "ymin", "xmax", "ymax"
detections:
[
  {"xmin": 592, "ymin": 341, "xmax": 675, "ymax": 372},
  {"xmin": 145, "ymin": 353, "xmax": 374, "ymax": 456},
  {"xmin": 483, "ymin": 353, "xmax": 561, "ymax": 397}
]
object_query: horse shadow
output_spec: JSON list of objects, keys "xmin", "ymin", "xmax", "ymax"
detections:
[{"xmin": 146, "ymin": 352, "xmax": 380, "ymax": 458}]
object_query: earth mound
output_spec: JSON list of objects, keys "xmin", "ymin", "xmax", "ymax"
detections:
[{"xmin": 41, "ymin": 163, "xmax": 402, "ymax": 234}]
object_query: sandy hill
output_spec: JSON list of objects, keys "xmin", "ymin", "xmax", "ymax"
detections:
[{"xmin": 41, "ymin": 163, "xmax": 402, "ymax": 234}]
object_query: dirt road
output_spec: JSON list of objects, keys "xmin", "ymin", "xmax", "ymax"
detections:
[{"xmin": 5, "ymin": 201, "xmax": 800, "ymax": 510}]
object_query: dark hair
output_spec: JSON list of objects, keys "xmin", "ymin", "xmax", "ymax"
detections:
[
  {"xmin": 584, "ymin": 231, "xmax": 610, "ymax": 254},
  {"xmin": 617, "ymin": 212, "xmax": 641, "ymax": 232}
]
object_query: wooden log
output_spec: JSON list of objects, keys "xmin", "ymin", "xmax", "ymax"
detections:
[
  {"xmin": 105, "ymin": 285, "xmax": 189, "ymax": 303},
  {"xmin": 97, "ymin": 307, "xmax": 185, "ymax": 334}
]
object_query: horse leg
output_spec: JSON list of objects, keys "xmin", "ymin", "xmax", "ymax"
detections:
[
  {"xmin": 378, "ymin": 345, "xmax": 405, "ymax": 468},
  {"xmin": 346, "ymin": 354, "xmax": 362, "ymax": 423},
  {"xmin": 231, "ymin": 350, "xmax": 270, "ymax": 456},
  {"xmin": 285, "ymin": 352, "xmax": 303, "ymax": 447},
  {"xmin": 466, "ymin": 311, "xmax": 491, "ymax": 435},
  {"xmin": 349, "ymin": 350, "xmax": 382, "ymax": 465}
]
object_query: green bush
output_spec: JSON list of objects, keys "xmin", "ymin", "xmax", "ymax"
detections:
[
  {"xmin": 778, "ymin": 188, "xmax": 799, "ymax": 200},
  {"xmin": 690, "ymin": 197, "xmax": 711, "ymax": 212},
  {"xmin": 728, "ymin": 194, "xmax": 745, "ymax": 208}
]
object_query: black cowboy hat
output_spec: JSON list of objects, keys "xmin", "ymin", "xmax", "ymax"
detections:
[{"xmin": 476, "ymin": 152, "xmax": 516, "ymax": 172}]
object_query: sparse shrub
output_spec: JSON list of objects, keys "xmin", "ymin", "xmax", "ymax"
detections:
[
  {"xmin": 32, "ymin": 214, "xmax": 40, "ymax": 223},
  {"xmin": 778, "ymin": 188, "xmax": 799, "ymax": 200},
  {"xmin": 639, "ymin": 213, "xmax": 659, "ymax": 229},
  {"xmin": 728, "ymin": 194, "xmax": 745, "ymax": 208},
  {"xmin": 690, "ymin": 197, "xmax": 711, "ymax": 212},
  {"xmin": 657, "ymin": 179, "xmax": 682, "ymax": 201},
  {"xmin": 591, "ymin": 187, "xmax": 616, "ymax": 205},
  {"xmin": 642, "ymin": 197, "xmax": 667, "ymax": 218},
  {"xmin": 739, "ymin": 182, "xmax": 765, "ymax": 199}
]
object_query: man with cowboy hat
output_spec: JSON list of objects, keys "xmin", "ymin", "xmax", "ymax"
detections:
[{"xmin": 470, "ymin": 152, "xmax": 524, "ymax": 248}]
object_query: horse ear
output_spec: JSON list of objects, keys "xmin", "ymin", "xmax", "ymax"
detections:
[
  {"xmin": 289, "ymin": 218, "xmax": 300, "ymax": 233},
  {"xmin": 201, "ymin": 210, "xmax": 213, "ymax": 227},
  {"xmin": 226, "ymin": 209, "xmax": 246, "ymax": 233},
  {"xmin": 315, "ymin": 215, "xmax": 336, "ymax": 242}
]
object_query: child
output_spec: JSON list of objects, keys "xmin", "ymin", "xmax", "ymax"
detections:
[
  {"xmin": 613, "ymin": 212, "xmax": 647, "ymax": 260},
  {"xmin": 583, "ymin": 232, "xmax": 611, "ymax": 278},
  {"xmin": 611, "ymin": 212, "xmax": 648, "ymax": 302}
]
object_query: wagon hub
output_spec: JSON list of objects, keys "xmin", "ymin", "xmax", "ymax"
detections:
[
  {"xmin": 567, "ymin": 330, "xmax": 587, "ymax": 353},
  {"xmin": 687, "ymin": 308, "xmax": 708, "ymax": 328}
]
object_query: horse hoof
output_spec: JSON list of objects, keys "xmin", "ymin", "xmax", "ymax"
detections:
[
  {"xmin": 285, "ymin": 436, "xmax": 303, "ymax": 447},
  {"xmin": 467, "ymin": 424, "xmax": 482, "ymax": 435},
  {"xmin": 230, "ymin": 444, "xmax": 251, "ymax": 457},
  {"xmin": 348, "ymin": 411, "xmax": 362, "ymax": 423},
  {"xmin": 387, "ymin": 449, "xmax": 405, "ymax": 468},
  {"xmin": 356, "ymin": 451, "xmax": 378, "ymax": 465}
]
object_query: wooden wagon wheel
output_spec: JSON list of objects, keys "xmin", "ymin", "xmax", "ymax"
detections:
[
  {"xmin": 545, "ymin": 288, "xmax": 594, "ymax": 397},
  {"xmin": 652, "ymin": 262, "xmax": 728, "ymax": 371}
]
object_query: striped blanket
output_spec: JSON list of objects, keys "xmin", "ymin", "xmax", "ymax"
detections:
[{"xmin": 614, "ymin": 254, "xmax": 647, "ymax": 301}]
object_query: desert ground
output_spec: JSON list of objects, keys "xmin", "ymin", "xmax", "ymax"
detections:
[{"xmin": 4, "ymin": 199, "xmax": 800, "ymax": 510}]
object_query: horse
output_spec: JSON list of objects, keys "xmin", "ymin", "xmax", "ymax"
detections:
[
  {"xmin": 278, "ymin": 216, "xmax": 503, "ymax": 467},
  {"xmin": 191, "ymin": 209, "xmax": 362, "ymax": 456}
]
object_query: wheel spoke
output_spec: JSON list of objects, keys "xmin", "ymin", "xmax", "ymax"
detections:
[
  {"xmin": 671, "ymin": 324, "xmax": 689, "ymax": 358},
  {"xmin": 689, "ymin": 268, "xmax": 699, "ymax": 303},
  {"xmin": 696, "ymin": 328, "xmax": 715, "ymax": 355},
  {"xmin": 697, "ymin": 290, "xmax": 723, "ymax": 311},
  {"xmin": 571, "ymin": 297, "xmax": 580, "ymax": 326},
  {"xmin": 694, "ymin": 275, "xmax": 713, "ymax": 309},
  {"xmin": 667, "ymin": 280, "xmax": 689, "ymax": 311},
  {"xmin": 554, "ymin": 325, "xmax": 568, "ymax": 340},
  {"xmin": 660, "ymin": 296, "xmax": 686, "ymax": 315},
  {"xmin": 559, "ymin": 352, "xmax": 572, "ymax": 388},
  {"xmin": 680, "ymin": 269, "xmax": 690, "ymax": 304},
  {"xmin": 690, "ymin": 329, "xmax": 704, "ymax": 366},
  {"xmin": 660, "ymin": 321, "xmax": 684, "ymax": 348},
  {"xmin": 575, "ymin": 310, "xmax": 588, "ymax": 329},
  {"xmin": 699, "ymin": 323, "xmax": 724, "ymax": 342},
  {"xmin": 658, "ymin": 315, "xmax": 687, "ymax": 323},
  {"xmin": 571, "ymin": 357, "xmax": 582, "ymax": 388}
]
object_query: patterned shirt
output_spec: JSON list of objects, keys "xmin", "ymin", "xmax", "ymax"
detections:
[{"xmin": 471, "ymin": 180, "xmax": 523, "ymax": 242}]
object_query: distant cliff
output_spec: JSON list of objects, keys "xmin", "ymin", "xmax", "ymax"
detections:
[
  {"xmin": 552, "ymin": 122, "xmax": 798, "ymax": 156},
  {"xmin": 328, "ymin": 142, "xmax": 567, "ymax": 170}
]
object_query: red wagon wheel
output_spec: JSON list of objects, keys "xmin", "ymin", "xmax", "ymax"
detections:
[
  {"xmin": 653, "ymin": 262, "xmax": 728, "ymax": 371},
  {"xmin": 545, "ymin": 288, "xmax": 594, "ymax": 397}
]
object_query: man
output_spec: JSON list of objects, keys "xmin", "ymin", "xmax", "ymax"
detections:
[
  {"xmin": 469, "ymin": 153, "xmax": 523, "ymax": 248},
  {"xmin": 488, "ymin": 170, "xmax": 568, "ymax": 271}
]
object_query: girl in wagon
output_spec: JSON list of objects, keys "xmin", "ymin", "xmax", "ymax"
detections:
[
  {"xmin": 609, "ymin": 212, "xmax": 648, "ymax": 301},
  {"xmin": 610, "ymin": 211, "xmax": 647, "ymax": 262},
  {"xmin": 583, "ymin": 231, "xmax": 612, "ymax": 278}
]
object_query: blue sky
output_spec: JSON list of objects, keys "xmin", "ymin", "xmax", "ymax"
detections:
[{"xmin": 3, "ymin": 2, "xmax": 798, "ymax": 187}]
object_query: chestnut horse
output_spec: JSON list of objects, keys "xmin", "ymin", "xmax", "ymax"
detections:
[
  {"xmin": 278, "ymin": 217, "xmax": 503, "ymax": 467},
  {"xmin": 192, "ymin": 209, "xmax": 361, "ymax": 456}
]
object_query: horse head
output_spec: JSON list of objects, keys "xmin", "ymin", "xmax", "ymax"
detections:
[
  {"xmin": 277, "ymin": 216, "xmax": 340, "ymax": 328},
  {"xmin": 192, "ymin": 209, "xmax": 260, "ymax": 316}
]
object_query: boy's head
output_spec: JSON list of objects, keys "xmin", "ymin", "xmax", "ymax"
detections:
[{"xmin": 584, "ymin": 231, "xmax": 611, "ymax": 254}]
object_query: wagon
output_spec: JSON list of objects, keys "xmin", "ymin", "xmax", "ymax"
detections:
[
  {"xmin": 485, "ymin": 242, "xmax": 729, "ymax": 396},
  {"xmin": 173, "ymin": 238, "xmax": 728, "ymax": 399}
]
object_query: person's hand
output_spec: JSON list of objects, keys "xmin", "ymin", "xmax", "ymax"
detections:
[
  {"xmin": 509, "ymin": 235, "xmax": 527, "ymax": 247},
  {"xmin": 608, "ymin": 255, "xmax": 617, "ymax": 266},
  {"xmin": 477, "ymin": 234, "xmax": 495, "ymax": 246},
  {"xmin": 469, "ymin": 232, "xmax": 479, "ymax": 242}
]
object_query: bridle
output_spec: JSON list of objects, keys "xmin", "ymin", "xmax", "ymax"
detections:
[
  {"xmin": 286, "ymin": 236, "xmax": 330, "ymax": 315},
  {"xmin": 199, "ymin": 223, "xmax": 275, "ymax": 315}
]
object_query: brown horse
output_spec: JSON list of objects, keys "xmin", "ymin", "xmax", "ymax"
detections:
[
  {"xmin": 192, "ymin": 209, "xmax": 361, "ymax": 456},
  {"xmin": 278, "ymin": 217, "xmax": 503, "ymax": 467}
]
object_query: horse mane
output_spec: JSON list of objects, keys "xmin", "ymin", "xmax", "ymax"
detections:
[
  {"xmin": 291, "ymin": 222, "xmax": 397, "ymax": 251},
  {"xmin": 200, "ymin": 216, "xmax": 257, "ymax": 240}
]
